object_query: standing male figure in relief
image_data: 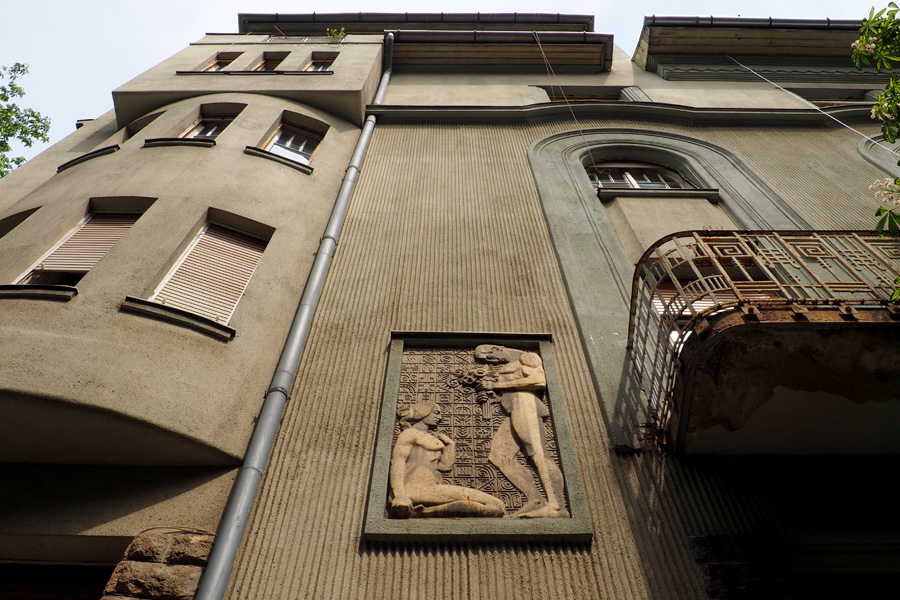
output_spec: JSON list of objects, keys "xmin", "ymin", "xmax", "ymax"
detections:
[{"xmin": 474, "ymin": 345, "xmax": 568, "ymax": 518}]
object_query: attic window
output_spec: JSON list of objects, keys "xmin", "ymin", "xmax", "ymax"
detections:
[
  {"xmin": 586, "ymin": 161, "xmax": 694, "ymax": 190},
  {"xmin": 182, "ymin": 117, "xmax": 232, "ymax": 139},
  {"xmin": 252, "ymin": 52, "xmax": 288, "ymax": 72},
  {"xmin": 304, "ymin": 53, "xmax": 337, "ymax": 72},
  {"xmin": 202, "ymin": 52, "xmax": 241, "ymax": 72}
]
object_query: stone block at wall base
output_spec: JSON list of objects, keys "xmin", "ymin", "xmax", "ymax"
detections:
[{"xmin": 102, "ymin": 530, "xmax": 214, "ymax": 600}]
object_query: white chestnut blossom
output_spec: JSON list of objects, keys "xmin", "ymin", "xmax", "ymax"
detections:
[
  {"xmin": 870, "ymin": 177, "xmax": 900, "ymax": 207},
  {"xmin": 852, "ymin": 37, "xmax": 878, "ymax": 53}
]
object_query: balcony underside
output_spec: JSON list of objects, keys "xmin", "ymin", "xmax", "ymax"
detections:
[
  {"xmin": 672, "ymin": 307, "xmax": 900, "ymax": 455},
  {"xmin": 0, "ymin": 389, "xmax": 239, "ymax": 466}
]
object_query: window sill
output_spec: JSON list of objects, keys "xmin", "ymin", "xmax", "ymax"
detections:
[
  {"xmin": 243, "ymin": 146, "xmax": 313, "ymax": 174},
  {"xmin": 57, "ymin": 145, "xmax": 120, "ymax": 173},
  {"xmin": 143, "ymin": 138, "xmax": 216, "ymax": 148},
  {"xmin": 0, "ymin": 284, "xmax": 78, "ymax": 301},
  {"xmin": 120, "ymin": 296, "xmax": 235, "ymax": 341},
  {"xmin": 597, "ymin": 188, "xmax": 720, "ymax": 203}
]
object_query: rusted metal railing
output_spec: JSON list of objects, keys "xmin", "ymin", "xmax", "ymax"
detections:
[{"xmin": 627, "ymin": 230, "xmax": 900, "ymax": 433}]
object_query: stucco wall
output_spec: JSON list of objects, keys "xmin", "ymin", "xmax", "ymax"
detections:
[
  {"xmin": 0, "ymin": 93, "xmax": 361, "ymax": 465},
  {"xmin": 225, "ymin": 118, "xmax": 889, "ymax": 599},
  {"xmin": 113, "ymin": 36, "xmax": 383, "ymax": 126},
  {"xmin": 385, "ymin": 46, "xmax": 810, "ymax": 110}
]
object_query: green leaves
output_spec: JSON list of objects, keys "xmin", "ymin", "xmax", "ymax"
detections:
[
  {"xmin": 854, "ymin": 3, "xmax": 900, "ymax": 70},
  {"xmin": 874, "ymin": 206, "xmax": 900, "ymax": 235},
  {"xmin": 856, "ymin": 7, "xmax": 900, "ymax": 301},
  {"xmin": 0, "ymin": 63, "xmax": 50, "ymax": 177}
]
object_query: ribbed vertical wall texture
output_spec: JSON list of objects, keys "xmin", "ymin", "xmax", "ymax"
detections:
[{"xmin": 226, "ymin": 119, "xmax": 888, "ymax": 600}]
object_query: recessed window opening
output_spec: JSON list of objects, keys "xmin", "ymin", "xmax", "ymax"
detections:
[
  {"xmin": 126, "ymin": 112, "xmax": 163, "ymax": 138},
  {"xmin": 202, "ymin": 52, "xmax": 241, "ymax": 72},
  {"xmin": 537, "ymin": 85, "xmax": 621, "ymax": 101},
  {"xmin": 150, "ymin": 223, "xmax": 268, "ymax": 324},
  {"xmin": 117, "ymin": 112, "xmax": 164, "ymax": 145},
  {"xmin": 266, "ymin": 124, "xmax": 322, "ymax": 165},
  {"xmin": 586, "ymin": 161, "xmax": 694, "ymax": 190},
  {"xmin": 17, "ymin": 213, "xmax": 139, "ymax": 286},
  {"xmin": 181, "ymin": 117, "xmax": 232, "ymax": 139},
  {"xmin": 304, "ymin": 52, "xmax": 337, "ymax": 72},
  {"xmin": 252, "ymin": 52, "xmax": 288, "ymax": 72},
  {"xmin": 178, "ymin": 104, "xmax": 245, "ymax": 141}
]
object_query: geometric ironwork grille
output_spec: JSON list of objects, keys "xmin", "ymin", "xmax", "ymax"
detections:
[{"xmin": 627, "ymin": 230, "xmax": 900, "ymax": 432}]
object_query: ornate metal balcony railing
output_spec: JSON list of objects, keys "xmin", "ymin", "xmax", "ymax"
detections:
[{"xmin": 627, "ymin": 230, "xmax": 900, "ymax": 436}]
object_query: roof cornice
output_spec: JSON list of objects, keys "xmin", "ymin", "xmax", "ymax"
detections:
[
  {"xmin": 367, "ymin": 102, "xmax": 871, "ymax": 127},
  {"xmin": 238, "ymin": 12, "xmax": 595, "ymax": 35},
  {"xmin": 641, "ymin": 15, "xmax": 861, "ymax": 30}
]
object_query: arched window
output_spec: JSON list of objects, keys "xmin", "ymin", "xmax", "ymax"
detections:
[
  {"xmin": 585, "ymin": 161, "xmax": 694, "ymax": 190},
  {"xmin": 528, "ymin": 128, "xmax": 813, "ymax": 450}
]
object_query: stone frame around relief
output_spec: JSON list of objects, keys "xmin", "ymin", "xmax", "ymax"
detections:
[{"xmin": 363, "ymin": 331, "xmax": 592, "ymax": 542}]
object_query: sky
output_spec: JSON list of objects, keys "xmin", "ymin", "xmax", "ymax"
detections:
[{"xmin": 0, "ymin": 0, "xmax": 880, "ymax": 164}]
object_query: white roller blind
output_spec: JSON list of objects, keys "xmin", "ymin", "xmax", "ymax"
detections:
[
  {"xmin": 37, "ymin": 213, "xmax": 138, "ymax": 272},
  {"xmin": 153, "ymin": 224, "xmax": 267, "ymax": 323}
]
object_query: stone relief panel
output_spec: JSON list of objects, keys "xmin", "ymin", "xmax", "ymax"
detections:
[
  {"xmin": 364, "ymin": 333, "xmax": 591, "ymax": 541},
  {"xmin": 390, "ymin": 345, "xmax": 568, "ymax": 519}
]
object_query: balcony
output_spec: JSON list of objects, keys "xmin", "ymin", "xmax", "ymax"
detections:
[{"xmin": 628, "ymin": 231, "xmax": 900, "ymax": 455}]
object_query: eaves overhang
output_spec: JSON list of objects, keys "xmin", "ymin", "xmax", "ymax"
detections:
[
  {"xmin": 386, "ymin": 29, "xmax": 613, "ymax": 73},
  {"xmin": 633, "ymin": 15, "xmax": 864, "ymax": 73},
  {"xmin": 238, "ymin": 12, "xmax": 595, "ymax": 35}
]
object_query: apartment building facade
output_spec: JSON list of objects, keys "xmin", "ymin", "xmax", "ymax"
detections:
[{"xmin": 1, "ymin": 12, "xmax": 898, "ymax": 599}]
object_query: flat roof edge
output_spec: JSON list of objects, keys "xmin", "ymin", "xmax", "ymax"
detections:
[
  {"xmin": 238, "ymin": 12, "xmax": 595, "ymax": 33},
  {"xmin": 641, "ymin": 15, "xmax": 862, "ymax": 30},
  {"xmin": 386, "ymin": 30, "xmax": 612, "ymax": 44}
]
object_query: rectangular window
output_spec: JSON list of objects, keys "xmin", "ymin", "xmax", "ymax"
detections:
[
  {"xmin": 17, "ymin": 213, "xmax": 138, "ymax": 286},
  {"xmin": 150, "ymin": 224, "xmax": 267, "ymax": 323},
  {"xmin": 252, "ymin": 52, "xmax": 288, "ymax": 72},
  {"xmin": 304, "ymin": 52, "xmax": 337, "ymax": 72},
  {"xmin": 181, "ymin": 117, "xmax": 233, "ymax": 139},
  {"xmin": 265, "ymin": 124, "xmax": 322, "ymax": 165},
  {"xmin": 202, "ymin": 52, "xmax": 241, "ymax": 72}
]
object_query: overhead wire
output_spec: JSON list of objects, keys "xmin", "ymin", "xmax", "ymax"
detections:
[
  {"xmin": 725, "ymin": 53, "xmax": 894, "ymax": 154},
  {"xmin": 531, "ymin": 42, "xmax": 894, "ymax": 160},
  {"xmin": 532, "ymin": 31, "xmax": 601, "ymax": 166}
]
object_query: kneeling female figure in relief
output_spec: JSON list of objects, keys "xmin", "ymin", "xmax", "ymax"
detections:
[{"xmin": 390, "ymin": 401, "xmax": 505, "ymax": 518}]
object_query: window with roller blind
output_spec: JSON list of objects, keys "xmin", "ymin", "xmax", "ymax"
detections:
[
  {"xmin": 149, "ymin": 223, "xmax": 267, "ymax": 324},
  {"xmin": 17, "ymin": 213, "xmax": 139, "ymax": 285}
]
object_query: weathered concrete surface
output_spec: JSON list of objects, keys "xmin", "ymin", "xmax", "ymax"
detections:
[
  {"xmin": 0, "ymin": 465, "xmax": 233, "ymax": 563},
  {"xmin": 676, "ymin": 312, "xmax": 900, "ymax": 454},
  {"xmin": 0, "ymin": 93, "xmax": 361, "ymax": 466}
]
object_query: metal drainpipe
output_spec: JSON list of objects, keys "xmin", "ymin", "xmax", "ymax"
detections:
[{"xmin": 194, "ymin": 32, "xmax": 394, "ymax": 600}]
